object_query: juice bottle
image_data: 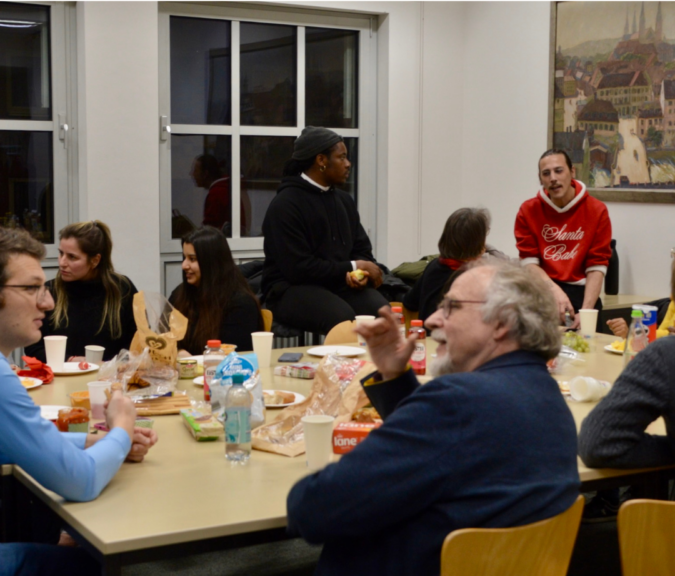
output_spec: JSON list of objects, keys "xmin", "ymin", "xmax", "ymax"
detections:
[
  {"xmin": 391, "ymin": 306, "xmax": 406, "ymax": 339},
  {"xmin": 203, "ymin": 340, "xmax": 224, "ymax": 402},
  {"xmin": 408, "ymin": 319, "xmax": 426, "ymax": 375}
]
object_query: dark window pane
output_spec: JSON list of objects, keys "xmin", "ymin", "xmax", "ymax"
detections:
[
  {"xmin": 306, "ymin": 28, "xmax": 358, "ymax": 128},
  {"xmin": 342, "ymin": 138, "xmax": 358, "ymax": 203},
  {"xmin": 170, "ymin": 17, "xmax": 231, "ymax": 125},
  {"xmin": 240, "ymin": 136, "xmax": 295, "ymax": 237},
  {"xmin": 0, "ymin": 131, "xmax": 54, "ymax": 243},
  {"xmin": 0, "ymin": 3, "xmax": 51, "ymax": 121},
  {"xmin": 240, "ymin": 23, "xmax": 296, "ymax": 127},
  {"xmin": 170, "ymin": 134, "xmax": 234, "ymax": 238}
]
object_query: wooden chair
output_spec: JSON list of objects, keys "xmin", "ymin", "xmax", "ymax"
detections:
[
  {"xmin": 323, "ymin": 320, "xmax": 357, "ymax": 345},
  {"xmin": 261, "ymin": 309, "xmax": 273, "ymax": 332},
  {"xmin": 440, "ymin": 495, "xmax": 584, "ymax": 576},
  {"xmin": 618, "ymin": 499, "xmax": 675, "ymax": 576}
]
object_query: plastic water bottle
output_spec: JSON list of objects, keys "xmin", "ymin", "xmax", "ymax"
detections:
[
  {"xmin": 408, "ymin": 319, "xmax": 426, "ymax": 375},
  {"xmin": 624, "ymin": 309, "xmax": 649, "ymax": 367},
  {"xmin": 391, "ymin": 306, "xmax": 406, "ymax": 339},
  {"xmin": 225, "ymin": 374, "xmax": 251, "ymax": 463},
  {"xmin": 203, "ymin": 340, "xmax": 224, "ymax": 402}
]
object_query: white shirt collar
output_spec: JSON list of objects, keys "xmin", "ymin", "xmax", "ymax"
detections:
[{"xmin": 301, "ymin": 172, "xmax": 330, "ymax": 192}]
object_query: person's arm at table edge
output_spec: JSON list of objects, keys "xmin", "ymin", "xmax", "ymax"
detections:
[
  {"xmin": 578, "ymin": 338, "xmax": 675, "ymax": 468},
  {"xmin": 580, "ymin": 270, "xmax": 604, "ymax": 311},
  {"xmin": 361, "ymin": 369, "xmax": 420, "ymax": 420}
]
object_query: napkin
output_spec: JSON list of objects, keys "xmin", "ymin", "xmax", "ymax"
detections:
[{"xmin": 18, "ymin": 356, "xmax": 54, "ymax": 384}]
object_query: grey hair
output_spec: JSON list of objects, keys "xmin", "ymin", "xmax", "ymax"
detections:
[{"xmin": 469, "ymin": 258, "xmax": 561, "ymax": 360}]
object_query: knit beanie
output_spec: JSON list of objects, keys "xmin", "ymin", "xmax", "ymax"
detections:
[{"xmin": 291, "ymin": 126, "xmax": 343, "ymax": 160}]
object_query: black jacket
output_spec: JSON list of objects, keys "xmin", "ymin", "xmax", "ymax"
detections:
[{"xmin": 261, "ymin": 176, "xmax": 375, "ymax": 300}]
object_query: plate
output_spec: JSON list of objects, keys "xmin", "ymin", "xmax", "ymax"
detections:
[
  {"xmin": 51, "ymin": 362, "xmax": 99, "ymax": 376},
  {"xmin": 306, "ymin": 345, "xmax": 366, "ymax": 358},
  {"xmin": 40, "ymin": 405, "xmax": 70, "ymax": 421},
  {"xmin": 19, "ymin": 376, "xmax": 43, "ymax": 390},
  {"xmin": 263, "ymin": 390, "xmax": 306, "ymax": 408},
  {"xmin": 193, "ymin": 376, "xmax": 204, "ymax": 386},
  {"xmin": 604, "ymin": 344, "xmax": 624, "ymax": 355},
  {"xmin": 185, "ymin": 355, "xmax": 204, "ymax": 366}
]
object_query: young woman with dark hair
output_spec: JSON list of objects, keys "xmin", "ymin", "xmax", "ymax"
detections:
[
  {"xmin": 25, "ymin": 220, "xmax": 138, "ymax": 362},
  {"xmin": 170, "ymin": 226, "xmax": 262, "ymax": 355},
  {"xmin": 403, "ymin": 208, "xmax": 490, "ymax": 321}
]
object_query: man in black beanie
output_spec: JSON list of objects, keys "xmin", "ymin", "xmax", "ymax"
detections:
[{"xmin": 261, "ymin": 126, "xmax": 387, "ymax": 335}]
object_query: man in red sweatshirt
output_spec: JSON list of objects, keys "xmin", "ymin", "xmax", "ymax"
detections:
[{"xmin": 514, "ymin": 149, "xmax": 612, "ymax": 329}]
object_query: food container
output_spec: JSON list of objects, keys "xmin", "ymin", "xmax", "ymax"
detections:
[
  {"xmin": 177, "ymin": 358, "xmax": 198, "ymax": 379},
  {"xmin": 69, "ymin": 390, "xmax": 91, "ymax": 410},
  {"xmin": 220, "ymin": 343, "xmax": 237, "ymax": 356},
  {"xmin": 332, "ymin": 422, "xmax": 381, "ymax": 454},
  {"xmin": 57, "ymin": 407, "xmax": 90, "ymax": 433}
]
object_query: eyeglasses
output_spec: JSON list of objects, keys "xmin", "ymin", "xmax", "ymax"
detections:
[
  {"xmin": 1, "ymin": 284, "xmax": 52, "ymax": 301},
  {"xmin": 437, "ymin": 298, "xmax": 487, "ymax": 319}
]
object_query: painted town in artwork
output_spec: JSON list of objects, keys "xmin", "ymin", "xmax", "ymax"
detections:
[{"xmin": 554, "ymin": 1, "xmax": 675, "ymax": 189}]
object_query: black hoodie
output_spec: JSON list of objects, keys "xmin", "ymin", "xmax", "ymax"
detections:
[{"xmin": 261, "ymin": 175, "xmax": 376, "ymax": 300}]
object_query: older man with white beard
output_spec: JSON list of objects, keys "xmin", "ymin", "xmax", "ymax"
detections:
[{"xmin": 286, "ymin": 259, "xmax": 579, "ymax": 576}]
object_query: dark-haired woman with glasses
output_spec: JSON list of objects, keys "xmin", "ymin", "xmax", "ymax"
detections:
[
  {"xmin": 170, "ymin": 226, "xmax": 262, "ymax": 355},
  {"xmin": 25, "ymin": 221, "xmax": 138, "ymax": 362}
]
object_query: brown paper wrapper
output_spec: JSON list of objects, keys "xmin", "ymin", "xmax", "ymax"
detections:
[
  {"xmin": 252, "ymin": 355, "xmax": 374, "ymax": 457},
  {"xmin": 130, "ymin": 291, "xmax": 188, "ymax": 367}
]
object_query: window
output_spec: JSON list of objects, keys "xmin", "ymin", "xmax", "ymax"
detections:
[
  {"xmin": 158, "ymin": 3, "xmax": 376, "ymax": 289},
  {"xmin": 0, "ymin": 2, "xmax": 75, "ymax": 259}
]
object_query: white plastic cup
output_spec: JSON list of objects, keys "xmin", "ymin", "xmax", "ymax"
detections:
[
  {"xmin": 251, "ymin": 331, "xmax": 274, "ymax": 368},
  {"xmin": 354, "ymin": 315, "xmax": 375, "ymax": 347},
  {"xmin": 302, "ymin": 415, "xmax": 335, "ymax": 470},
  {"xmin": 569, "ymin": 376, "xmax": 610, "ymax": 402},
  {"xmin": 87, "ymin": 381, "xmax": 112, "ymax": 419},
  {"xmin": 578, "ymin": 309, "xmax": 599, "ymax": 338},
  {"xmin": 85, "ymin": 345, "xmax": 105, "ymax": 364},
  {"xmin": 43, "ymin": 335, "xmax": 67, "ymax": 372}
]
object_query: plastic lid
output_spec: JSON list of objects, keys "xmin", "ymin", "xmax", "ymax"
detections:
[
  {"xmin": 630, "ymin": 309, "xmax": 644, "ymax": 318},
  {"xmin": 391, "ymin": 306, "xmax": 402, "ymax": 313},
  {"xmin": 232, "ymin": 373, "xmax": 245, "ymax": 385},
  {"xmin": 206, "ymin": 340, "xmax": 222, "ymax": 347},
  {"xmin": 411, "ymin": 319, "xmax": 424, "ymax": 326}
]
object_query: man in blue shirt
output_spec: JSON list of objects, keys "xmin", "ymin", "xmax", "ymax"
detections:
[
  {"xmin": 287, "ymin": 259, "xmax": 579, "ymax": 576},
  {"xmin": 0, "ymin": 227, "xmax": 157, "ymax": 576}
]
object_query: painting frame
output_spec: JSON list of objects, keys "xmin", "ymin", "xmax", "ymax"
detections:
[{"xmin": 549, "ymin": 1, "xmax": 675, "ymax": 204}]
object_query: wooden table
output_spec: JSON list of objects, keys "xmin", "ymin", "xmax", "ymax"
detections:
[{"xmin": 6, "ymin": 338, "xmax": 675, "ymax": 573}]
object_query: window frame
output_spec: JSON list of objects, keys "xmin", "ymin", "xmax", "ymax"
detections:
[
  {"xmin": 0, "ymin": 1, "xmax": 78, "ymax": 264},
  {"xmin": 158, "ymin": 2, "xmax": 377, "ymax": 265}
]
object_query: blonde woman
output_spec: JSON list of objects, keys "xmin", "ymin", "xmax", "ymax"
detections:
[{"xmin": 25, "ymin": 221, "xmax": 137, "ymax": 362}]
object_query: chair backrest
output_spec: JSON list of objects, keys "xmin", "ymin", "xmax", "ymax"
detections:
[
  {"xmin": 618, "ymin": 499, "xmax": 675, "ymax": 576},
  {"xmin": 323, "ymin": 320, "xmax": 357, "ymax": 345},
  {"xmin": 261, "ymin": 309, "xmax": 273, "ymax": 332},
  {"xmin": 440, "ymin": 495, "xmax": 584, "ymax": 576}
]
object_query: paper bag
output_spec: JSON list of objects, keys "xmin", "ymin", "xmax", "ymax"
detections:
[{"xmin": 130, "ymin": 291, "xmax": 188, "ymax": 367}]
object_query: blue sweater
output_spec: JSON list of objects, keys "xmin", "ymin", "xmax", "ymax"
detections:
[{"xmin": 287, "ymin": 350, "xmax": 579, "ymax": 576}]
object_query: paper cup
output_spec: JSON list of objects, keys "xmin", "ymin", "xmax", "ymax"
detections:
[
  {"xmin": 85, "ymin": 345, "xmax": 105, "ymax": 364},
  {"xmin": 569, "ymin": 376, "xmax": 610, "ymax": 402},
  {"xmin": 87, "ymin": 381, "xmax": 112, "ymax": 420},
  {"xmin": 251, "ymin": 331, "xmax": 274, "ymax": 368},
  {"xmin": 354, "ymin": 315, "xmax": 375, "ymax": 347},
  {"xmin": 302, "ymin": 415, "xmax": 335, "ymax": 470},
  {"xmin": 578, "ymin": 309, "xmax": 599, "ymax": 337},
  {"xmin": 44, "ymin": 335, "xmax": 67, "ymax": 372}
]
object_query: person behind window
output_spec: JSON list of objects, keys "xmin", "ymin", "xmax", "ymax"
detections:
[
  {"xmin": 25, "ymin": 221, "xmax": 138, "ymax": 363},
  {"xmin": 403, "ymin": 207, "xmax": 490, "ymax": 322},
  {"xmin": 170, "ymin": 226, "xmax": 262, "ymax": 355}
]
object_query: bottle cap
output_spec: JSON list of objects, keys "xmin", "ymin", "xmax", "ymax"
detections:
[
  {"xmin": 232, "ymin": 373, "xmax": 245, "ymax": 385},
  {"xmin": 630, "ymin": 309, "xmax": 643, "ymax": 318},
  {"xmin": 207, "ymin": 339, "xmax": 222, "ymax": 347},
  {"xmin": 391, "ymin": 306, "xmax": 402, "ymax": 313},
  {"xmin": 411, "ymin": 319, "xmax": 424, "ymax": 327}
]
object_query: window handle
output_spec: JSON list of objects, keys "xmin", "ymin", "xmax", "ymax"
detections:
[
  {"xmin": 58, "ymin": 113, "xmax": 68, "ymax": 147},
  {"xmin": 160, "ymin": 116, "xmax": 171, "ymax": 141}
]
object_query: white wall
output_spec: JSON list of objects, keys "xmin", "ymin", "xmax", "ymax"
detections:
[
  {"xmin": 77, "ymin": 2, "xmax": 160, "ymax": 292},
  {"xmin": 74, "ymin": 1, "xmax": 674, "ymax": 297}
]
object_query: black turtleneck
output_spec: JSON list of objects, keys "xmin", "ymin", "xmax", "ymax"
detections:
[{"xmin": 25, "ymin": 276, "xmax": 138, "ymax": 362}]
